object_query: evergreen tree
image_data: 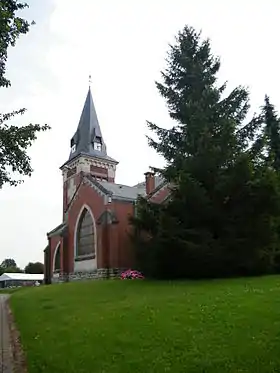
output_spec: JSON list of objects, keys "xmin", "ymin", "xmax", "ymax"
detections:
[
  {"xmin": 131, "ymin": 26, "xmax": 280, "ymax": 279},
  {"xmin": 259, "ymin": 96, "xmax": 280, "ymax": 270},
  {"xmin": 262, "ymin": 96, "xmax": 280, "ymax": 171}
]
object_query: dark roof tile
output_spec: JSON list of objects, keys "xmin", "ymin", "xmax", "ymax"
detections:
[{"xmin": 68, "ymin": 87, "xmax": 117, "ymax": 163}]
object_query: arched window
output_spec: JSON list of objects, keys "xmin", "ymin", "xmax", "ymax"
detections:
[
  {"xmin": 54, "ymin": 243, "xmax": 61, "ymax": 272},
  {"xmin": 76, "ymin": 208, "xmax": 95, "ymax": 257}
]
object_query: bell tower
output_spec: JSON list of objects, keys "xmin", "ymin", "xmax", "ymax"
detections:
[{"xmin": 60, "ymin": 85, "xmax": 118, "ymax": 214}]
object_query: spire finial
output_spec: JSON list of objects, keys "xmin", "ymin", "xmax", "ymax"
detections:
[{"xmin": 89, "ymin": 74, "xmax": 92, "ymax": 88}]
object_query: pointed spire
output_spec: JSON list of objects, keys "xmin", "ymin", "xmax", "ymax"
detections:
[{"xmin": 68, "ymin": 87, "xmax": 109, "ymax": 161}]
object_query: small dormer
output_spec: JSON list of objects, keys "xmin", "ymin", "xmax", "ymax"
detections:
[{"xmin": 93, "ymin": 136, "xmax": 102, "ymax": 151}]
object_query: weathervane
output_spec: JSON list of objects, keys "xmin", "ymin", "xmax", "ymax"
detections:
[{"xmin": 89, "ymin": 74, "xmax": 92, "ymax": 87}]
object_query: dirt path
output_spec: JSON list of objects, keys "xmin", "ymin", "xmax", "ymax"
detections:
[{"xmin": 0, "ymin": 294, "xmax": 13, "ymax": 373}]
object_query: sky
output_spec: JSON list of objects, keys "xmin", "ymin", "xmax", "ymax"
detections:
[{"xmin": 0, "ymin": 0, "xmax": 279, "ymax": 268}]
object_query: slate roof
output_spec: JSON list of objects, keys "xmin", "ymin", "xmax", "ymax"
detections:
[
  {"xmin": 99, "ymin": 180, "xmax": 146, "ymax": 201},
  {"xmin": 87, "ymin": 175, "xmax": 166, "ymax": 202},
  {"xmin": 47, "ymin": 222, "xmax": 67, "ymax": 237},
  {"xmin": 68, "ymin": 87, "xmax": 117, "ymax": 163}
]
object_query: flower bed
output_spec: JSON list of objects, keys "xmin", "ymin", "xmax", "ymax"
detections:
[{"xmin": 120, "ymin": 269, "xmax": 144, "ymax": 280}]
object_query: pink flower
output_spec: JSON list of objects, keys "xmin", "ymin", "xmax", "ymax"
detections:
[{"xmin": 120, "ymin": 269, "xmax": 144, "ymax": 280}]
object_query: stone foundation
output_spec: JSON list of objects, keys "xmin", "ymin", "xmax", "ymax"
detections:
[{"xmin": 51, "ymin": 268, "xmax": 125, "ymax": 284}]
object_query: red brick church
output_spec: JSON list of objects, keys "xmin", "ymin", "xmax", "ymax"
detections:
[{"xmin": 44, "ymin": 87, "xmax": 170, "ymax": 283}]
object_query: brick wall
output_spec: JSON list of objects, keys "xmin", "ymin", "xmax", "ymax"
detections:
[
  {"xmin": 67, "ymin": 182, "xmax": 106, "ymax": 272},
  {"xmin": 111, "ymin": 200, "xmax": 135, "ymax": 269}
]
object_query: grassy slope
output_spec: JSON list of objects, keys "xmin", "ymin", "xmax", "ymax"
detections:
[
  {"xmin": 0, "ymin": 287, "xmax": 22, "ymax": 294},
  {"xmin": 10, "ymin": 277, "xmax": 280, "ymax": 373}
]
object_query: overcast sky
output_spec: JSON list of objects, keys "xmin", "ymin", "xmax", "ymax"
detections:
[{"xmin": 0, "ymin": 0, "xmax": 279, "ymax": 268}]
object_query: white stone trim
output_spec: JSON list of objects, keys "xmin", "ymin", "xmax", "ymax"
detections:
[
  {"xmin": 74, "ymin": 204, "xmax": 97, "ymax": 263},
  {"xmin": 67, "ymin": 177, "xmax": 77, "ymax": 202},
  {"xmin": 53, "ymin": 242, "xmax": 61, "ymax": 273},
  {"xmin": 62, "ymin": 156, "xmax": 117, "ymax": 182},
  {"xmin": 62, "ymin": 156, "xmax": 117, "ymax": 171},
  {"xmin": 64, "ymin": 176, "xmax": 107, "ymax": 215}
]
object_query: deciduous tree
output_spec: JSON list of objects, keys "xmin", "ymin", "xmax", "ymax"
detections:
[
  {"xmin": 24, "ymin": 261, "xmax": 44, "ymax": 274},
  {"xmin": 0, "ymin": 0, "xmax": 50, "ymax": 187},
  {"xmin": 0, "ymin": 258, "xmax": 22, "ymax": 275}
]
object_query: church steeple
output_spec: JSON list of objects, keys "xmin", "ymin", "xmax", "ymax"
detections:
[
  {"xmin": 60, "ymin": 85, "xmax": 118, "ymax": 217},
  {"xmin": 69, "ymin": 87, "xmax": 110, "ymax": 161}
]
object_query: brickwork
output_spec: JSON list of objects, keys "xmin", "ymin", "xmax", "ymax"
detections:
[
  {"xmin": 44, "ymin": 87, "xmax": 172, "ymax": 285},
  {"xmin": 46, "ymin": 167, "xmax": 170, "ymax": 284},
  {"xmin": 67, "ymin": 181, "xmax": 106, "ymax": 272}
]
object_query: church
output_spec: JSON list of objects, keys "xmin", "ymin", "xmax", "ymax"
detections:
[{"xmin": 44, "ymin": 87, "xmax": 170, "ymax": 283}]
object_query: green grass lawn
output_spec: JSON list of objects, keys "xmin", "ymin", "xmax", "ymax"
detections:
[
  {"xmin": 0, "ymin": 287, "xmax": 23, "ymax": 294},
  {"xmin": 10, "ymin": 276, "xmax": 280, "ymax": 373}
]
